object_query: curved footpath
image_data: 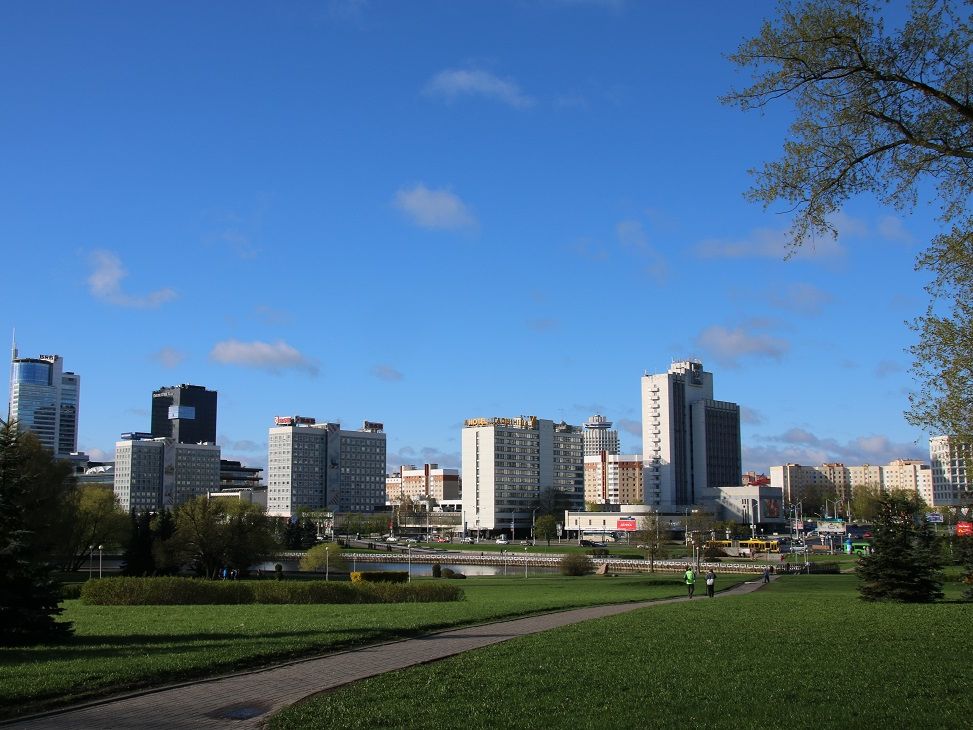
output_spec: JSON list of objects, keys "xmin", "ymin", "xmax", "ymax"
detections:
[{"xmin": 7, "ymin": 577, "xmax": 771, "ymax": 729}]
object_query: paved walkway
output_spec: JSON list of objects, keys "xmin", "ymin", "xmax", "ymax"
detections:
[{"xmin": 8, "ymin": 579, "xmax": 769, "ymax": 729}]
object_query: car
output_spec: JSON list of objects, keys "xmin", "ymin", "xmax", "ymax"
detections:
[
  {"xmin": 406, "ymin": 538, "xmax": 419, "ymax": 545},
  {"xmin": 385, "ymin": 536, "xmax": 398, "ymax": 543},
  {"xmin": 460, "ymin": 537, "xmax": 475, "ymax": 544},
  {"xmin": 495, "ymin": 537, "xmax": 509, "ymax": 545}
]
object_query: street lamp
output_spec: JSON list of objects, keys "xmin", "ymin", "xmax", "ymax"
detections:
[
  {"xmin": 408, "ymin": 545, "xmax": 412, "ymax": 583},
  {"xmin": 88, "ymin": 545, "xmax": 94, "ymax": 581},
  {"xmin": 531, "ymin": 508, "xmax": 538, "ymax": 544},
  {"xmin": 325, "ymin": 546, "xmax": 330, "ymax": 581},
  {"xmin": 98, "ymin": 544, "xmax": 104, "ymax": 579},
  {"xmin": 524, "ymin": 546, "xmax": 528, "ymax": 579}
]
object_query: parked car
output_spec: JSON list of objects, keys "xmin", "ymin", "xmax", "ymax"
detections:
[
  {"xmin": 385, "ymin": 536, "xmax": 398, "ymax": 543},
  {"xmin": 460, "ymin": 537, "xmax": 475, "ymax": 544},
  {"xmin": 406, "ymin": 538, "xmax": 419, "ymax": 545},
  {"xmin": 495, "ymin": 537, "xmax": 509, "ymax": 545}
]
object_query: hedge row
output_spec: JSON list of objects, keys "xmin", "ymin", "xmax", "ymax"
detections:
[
  {"xmin": 79, "ymin": 577, "xmax": 464, "ymax": 605},
  {"xmin": 350, "ymin": 571, "xmax": 409, "ymax": 584}
]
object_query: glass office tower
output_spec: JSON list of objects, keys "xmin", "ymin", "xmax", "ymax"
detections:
[{"xmin": 8, "ymin": 346, "xmax": 80, "ymax": 457}]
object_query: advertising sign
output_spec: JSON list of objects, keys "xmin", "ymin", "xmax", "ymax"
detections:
[
  {"xmin": 815, "ymin": 519, "xmax": 847, "ymax": 534},
  {"xmin": 925, "ymin": 513, "xmax": 944, "ymax": 523},
  {"xmin": 616, "ymin": 518, "xmax": 637, "ymax": 531},
  {"xmin": 761, "ymin": 498, "xmax": 781, "ymax": 519},
  {"xmin": 957, "ymin": 521, "xmax": 973, "ymax": 537}
]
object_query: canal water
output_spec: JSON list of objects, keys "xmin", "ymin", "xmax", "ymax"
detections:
[{"xmin": 255, "ymin": 559, "xmax": 559, "ymax": 577}]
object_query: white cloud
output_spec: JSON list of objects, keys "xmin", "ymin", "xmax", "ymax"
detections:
[
  {"xmin": 151, "ymin": 347, "xmax": 185, "ymax": 369},
  {"xmin": 393, "ymin": 184, "xmax": 477, "ymax": 230},
  {"xmin": 740, "ymin": 406, "xmax": 763, "ymax": 425},
  {"xmin": 615, "ymin": 219, "xmax": 668, "ymax": 283},
  {"xmin": 371, "ymin": 364, "xmax": 404, "ymax": 382},
  {"xmin": 87, "ymin": 250, "xmax": 177, "ymax": 308},
  {"xmin": 743, "ymin": 428, "xmax": 925, "ymax": 473},
  {"xmin": 770, "ymin": 282, "xmax": 832, "ymax": 315},
  {"xmin": 877, "ymin": 215, "xmax": 914, "ymax": 244},
  {"xmin": 874, "ymin": 360, "xmax": 904, "ymax": 378},
  {"xmin": 695, "ymin": 324, "xmax": 789, "ymax": 367},
  {"xmin": 218, "ymin": 435, "xmax": 265, "ymax": 452},
  {"xmin": 618, "ymin": 418, "xmax": 641, "ymax": 436},
  {"xmin": 423, "ymin": 68, "xmax": 534, "ymax": 108},
  {"xmin": 695, "ymin": 213, "xmax": 866, "ymax": 261},
  {"xmin": 210, "ymin": 339, "xmax": 318, "ymax": 375}
]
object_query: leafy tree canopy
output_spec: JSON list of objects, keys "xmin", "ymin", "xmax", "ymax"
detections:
[{"xmin": 725, "ymin": 0, "xmax": 973, "ymax": 441}]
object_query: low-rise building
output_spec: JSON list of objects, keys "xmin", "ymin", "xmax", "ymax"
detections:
[{"xmin": 583, "ymin": 453, "xmax": 643, "ymax": 506}]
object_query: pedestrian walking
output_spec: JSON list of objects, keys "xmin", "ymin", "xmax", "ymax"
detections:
[
  {"xmin": 762, "ymin": 565, "xmax": 771, "ymax": 584},
  {"xmin": 705, "ymin": 569, "xmax": 716, "ymax": 598},
  {"xmin": 684, "ymin": 565, "xmax": 696, "ymax": 598}
]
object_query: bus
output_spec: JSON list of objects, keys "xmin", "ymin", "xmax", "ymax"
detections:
[{"xmin": 737, "ymin": 539, "xmax": 780, "ymax": 553}]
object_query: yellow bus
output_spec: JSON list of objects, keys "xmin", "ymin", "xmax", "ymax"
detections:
[{"xmin": 737, "ymin": 539, "xmax": 780, "ymax": 553}]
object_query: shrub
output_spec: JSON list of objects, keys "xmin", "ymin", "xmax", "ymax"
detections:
[
  {"xmin": 350, "ymin": 571, "xmax": 409, "ymax": 584},
  {"xmin": 431, "ymin": 563, "xmax": 442, "ymax": 578},
  {"xmin": 560, "ymin": 553, "xmax": 594, "ymax": 576},
  {"xmin": 588, "ymin": 548, "xmax": 609, "ymax": 558},
  {"xmin": 79, "ymin": 577, "xmax": 463, "ymax": 605},
  {"xmin": 445, "ymin": 571, "xmax": 466, "ymax": 579},
  {"xmin": 59, "ymin": 584, "xmax": 83, "ymax": 600}
]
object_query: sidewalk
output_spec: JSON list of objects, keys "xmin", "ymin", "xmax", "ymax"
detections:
[{"xmin": 8, "ymin": 578, "xmax": 768, "ymax": 729}]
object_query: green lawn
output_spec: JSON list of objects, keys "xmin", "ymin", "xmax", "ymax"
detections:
[
  {"xmin": 271, "ymin": 576, "xmax": 973, "ymax": 730},
  {"xmin": 0, "ymin": 573, "xmax": 718, "ymax": 719}
]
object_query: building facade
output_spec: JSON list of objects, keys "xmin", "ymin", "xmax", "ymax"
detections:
[
  {"xmin": 151, "ymin": 384, "xmax": 218, "ymax": 444},
  {"xmin": 641, "ymin": 360, "xmax": 741, "ymax": 507},
  {"xmin": 460, "ymin": 416, "xmax": 583, "ymax": 535},
  {"xmin": 583, "ymin": 414, "xmax": 619, "ymax": 456},
  {"xmin": 770, "ymin": 459, "xmax": 935, "ymax": 505},
  {"xmin": 8, "ymin": 347, "xmax": 80, "ymax": 457},
  {"xmin": 266, "ymin": 417, "xmax": 387, "ymax": 517},
  {"xmin": 584, "ymin": 453, "xmax": 643, "ymax": 506},
  {"xmin": 388, "ymin": 463, "xmax": 461, "ymax": 504},
  {"xmin": 929, "ymin": 436, "xmax": 971, "ymax": 507},
  {"xmin": 113, "ymin": 436, "xmax": 221, "ymax": 512}
]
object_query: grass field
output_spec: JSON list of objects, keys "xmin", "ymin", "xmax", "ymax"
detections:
[
  {"xmin": 271, "ymin": 576, "xmax": 973, "ymax": 730},
  {"xmin": 0, "ymin": 573, "xmax": 720, "ymax": 719}
]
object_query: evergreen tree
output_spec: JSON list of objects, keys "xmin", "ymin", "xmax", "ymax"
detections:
[
  {"xmin": 955, "ymin": 536, "xmax": 973, "ymax": 601},
  {"xmin": 121, "ymin": 511, "xmax": 157, "ymax": 576},
  {"xmin": 858, "ymin": 492, "xmax": 943, "ymax": 603},
  {"xmin": 0, "ymin": 420, "xmax": 73, "ymax": 644}
]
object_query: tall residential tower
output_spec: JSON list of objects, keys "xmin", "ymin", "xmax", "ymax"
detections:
[{"xmin": 641, "ymin": 360, "xmax": 741, "ymax": 508}]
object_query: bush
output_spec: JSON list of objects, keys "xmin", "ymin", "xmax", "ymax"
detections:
[
  {"xmin": 588, "ymin": 548, "xmax": 609, "ymax": 557},
  {"xmin": 79, "ymin": 577, "xmax": 463, "ymax": 605},
  {"xmin": 59, "ymin": 584, "xmax": 83, "ymax": 600},
  {"xmin": 431, "ymin": 563, "xmax": 442, "ymax": 578},
  {"xmin": 350, "ymin": 571, "xmax": 408, "ymax": 584},
  {"xmin": 440, "ymin": 567, "xmax": 467, "ymax": 579},
  {"xmin": 560, "ymin": 553, "xmax": 594, "ymax": 576}
]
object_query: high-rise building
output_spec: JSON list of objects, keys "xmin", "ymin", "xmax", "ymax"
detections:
[
  {"xmin": 8, "ymin": 342, "xmax": 80, "ymax": 457},
  {"xmin": 584, "ymin": 453, "xmax": 643, "ymax": 505},
  {"xmin": 583, "ymin": 414, "xmax": 619, "ymax": 456},
  {"xmin": 113, "ymin": 436, "xmax": 220, "ymax": 512},
  {"xmin": 460, "ymin": 416, "xmax": 583, "ymax": 535},
  {"xmin": 929, "ymin": 436, "xmax": 971, "ymax": 507},
  {"xmin": 641, "ymin": 360, "xmax": 741, "ymax": 507},
  {"xmin": 151, "ymin": 384, "xmax": 217, "ymax": 444},
  {"xmin": 266, "ymin": 417, "xmax": 387, "ymax": 517}
]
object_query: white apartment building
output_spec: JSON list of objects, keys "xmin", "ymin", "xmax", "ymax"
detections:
[
  {"xmin": 387, "ymin": 463, "xmax": 460, "ymax": 504},
  {"xmin": 584, "ymin": 453, "xmax": 643, "ymax": 505},
  {"xmin": 583, "ymin": 415, "xmax": 619, "ymax": 456},
  {"xmin": 113, "ymin": 437, "xmax": 220, "ymax": 513},
  {"xmin": 266, "ymin": 416, "xmax": 387, "ymax": 518},
  {"xmin": 461, "ymin": 416, "xmax": 583, "ymax": 534},
  {"xmin": 642, "ymin": 360, "xmax": 741, "ymax": 507},
  {"xmin": 771, "ymin": 459, "xmax": 935, "ymax": 505},
  {"xmin": 929, "ymin": 436, "xmax": 971, "ymax": 507}
]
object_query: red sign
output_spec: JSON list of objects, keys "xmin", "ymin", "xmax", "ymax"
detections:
[
  {"xmin": 957, "ymin": 521, "xmax": 973, "ymax": 537},
  {"xmin": 617, "ymin": 519, "xmax": 637, "ymax": 531}
]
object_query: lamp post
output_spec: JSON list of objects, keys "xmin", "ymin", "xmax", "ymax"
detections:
[
  {"xmin": 531, "ymin": 508, "xmax": 538, "ymax": 545},
  {"xmin": 524, "ymin": 546, "xmax": 528, "ymax": 579},
  {"xmin": 88, "ymin": 545, "xmax": 94, "ymax": 581},
  {"xmin": 98, "ymin": 544, "xmax": 104, "ymax": 579},
  {"xmin": 408, "ymin": 545, "xmax": 412, "ymax": 583},
  {"xmin": 325, "ymin": 546, "xmax": 330, "ymax": 581}
]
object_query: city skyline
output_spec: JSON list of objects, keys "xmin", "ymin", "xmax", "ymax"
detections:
[{"xmin": 2, "ymin": 2, "xmax": 933, "ymax": 475}]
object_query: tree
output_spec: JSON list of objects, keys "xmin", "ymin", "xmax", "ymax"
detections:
[
  {"xmin": 849, "ymin": 483, "xmax": 885, "ymax": 523},
  {"xmin": 955, "ymin": 535, "xmax": 973, "ymax": 600},
  {"xmin": 0, "ymin": 420, "xmax": 72, "ymax": 644},
  {"xmin": 59, "ymin": 485, "xmax": 129, "ymax": 571},
  {"xmin": 724, "ymin": 0, "xmax": 973, "ymax": 441},
  {"xmin": 633, "ymin": 515, "xmax": 664, "ymax": 573},
  {"xmin": 121, "ymin": 511, "xmax": 156, "ymax": 576},
  {"xmin": 858, "ymin": 491, "xmax": 943, "ymax": 602},
  {"xmin": 532, "ymin": 486, "xmax": 573, "ymax": 518},
  {"xmin": 534, "ymin": 514, "xmax": 558, "ymax": 546},
  {"xmin": 299, "ymin": 542, "xmax": 348, "ymax": 574},
  {"xmin": 170, "ymin": 496, "xmax": 278, "ymax": 578}
]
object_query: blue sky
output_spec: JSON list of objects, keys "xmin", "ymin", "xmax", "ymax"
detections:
[{"xmin": 2, "ymin": 1, "xmax": 936, "ymax": 475}]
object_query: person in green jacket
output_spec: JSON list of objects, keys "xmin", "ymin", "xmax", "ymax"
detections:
[{"xmin": 684, "ymin": 565, "xmax": 696, "ymax": 598}]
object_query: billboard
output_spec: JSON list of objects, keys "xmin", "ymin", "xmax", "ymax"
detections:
[
  {"xmin": 761, "ymin": 498, "xmax": 781, "ymax": 519},
  {"xmin": 815, "ymin": 519, "xmax": 847, "ymax": 534},
  {"xmin": 616, "ymin": 518, "xmax": 637, "ymax": 531},
  {"xmin": 957, "ymin": 521, "xmax": 973, "ymax": 537},
  {"xmin": 925, "ymin": 513, "xmax": 944, "ymax": 523}
]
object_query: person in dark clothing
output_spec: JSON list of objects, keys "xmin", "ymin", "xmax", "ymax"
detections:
[{"xmin": 705, "ymin": 569, "xmax": 716, "ymax": 598}]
